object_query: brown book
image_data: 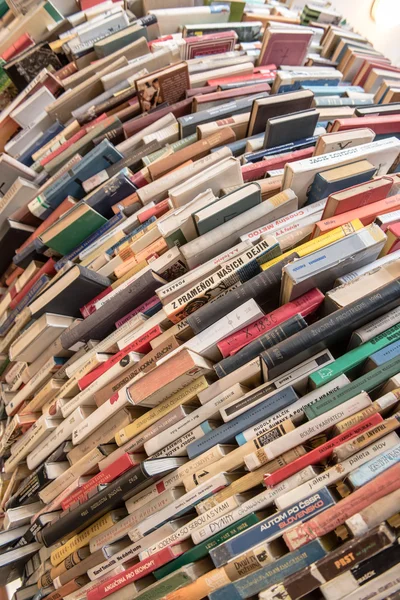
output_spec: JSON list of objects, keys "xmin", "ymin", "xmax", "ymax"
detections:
[
  {"xmin": 148, "ymin": 126, "xmax": 236, "ymax": 180},
  {"xmin": 135, "ymin": 61, "xmax": 190, "ymax": 112},
  {"xmin": 192, "ymin": 83, "xmax": 271, "ymax": 112},
  {"xmin": 123, "ymin": 97, "xmax": 192, "ymax": 138},
  {"xmin": 186, "ymin": 85, "xmax": 218, "ymax": 98},
  {"xmin": 43, "ymin": 576, "xmax": 90, "ymax": 600},
  {"xmin": 56, "ymin": 550, "xmax": 106, "ymax": 588},
  {"xmin": 49, "ymin": 547, "xmax": 91, "ymax": 581},
  {"xmin": 94, "ymin": 335, "xmax": 182, "ymax": 407}
]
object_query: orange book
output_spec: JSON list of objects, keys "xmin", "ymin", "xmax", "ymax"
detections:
[
  {"xmin": 166, "ymin": 569, "xmax": 232, "ymax": 600},
  {"xmin": 5, "ymin": 267, "xmax": 23, "ymax": 287},
  {"xmin": 135, "ymin": 237, "xmax": 168, "ymax": 264},
  {"xmin": 379, "ymin": 222, "xmax": 400, "ymax": 256},
  {"xmin": 312, "ymin": 193, "xmax": 400, "ymax": 238},
  {"xmin": 111, "ymin": 192, "xmax": 140, "ymax": 214}
]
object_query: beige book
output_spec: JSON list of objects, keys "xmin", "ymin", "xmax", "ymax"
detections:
[
  {"xmin": 197, "ymin": 112, "xmax": 251, "ymax": 141},
  {"xmin": 313, "ymin": 128, "xmax": 376, "ymax": 156},
  {"xmin": 333, "ymin": 415, "xmax": 400, "ymax": 462}
]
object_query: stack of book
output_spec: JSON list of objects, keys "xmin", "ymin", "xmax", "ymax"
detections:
[{"xmin": 0, "ymin": 1, "xmax": 399, "ymax": 600}]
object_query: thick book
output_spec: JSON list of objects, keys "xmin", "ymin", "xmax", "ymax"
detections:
[
  {"xmin": 261, "ymin": 277, "xmax": 400, "ymax": 380},
  {"xmin": 60, "ymin": 270, "xmax": 165, "ymax": 348},
  {"xmin": 247, "ymin": 89, "xmax": 314, "ymax": 136},
  {"xmin": 38, "ymin": 458, "xmax": 184, "ymax": 547}
]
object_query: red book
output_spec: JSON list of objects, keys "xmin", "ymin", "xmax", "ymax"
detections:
[
  {"xmin": 1, "ymin": 33, "xmax": 34, "ymax": 61},
  {"xmin": 54, "ymin": 62, "xmax": 78, "ymax": 81},
  {"xmin": 87, "ymin": 547, "xmax": 183, "ymax": 600},
  {"xmin": 321, "ymin": 175, "xmax": 393, "ymax": 220},
  {"xmin": 123, "ymin": 98, "xmax": 192, "ymax": 139},
  {"xmin": 5, "ymin": 267, "xmax": 23, "ymax": 287},
  {"xmin": 40, "ymin": 113, "xmax": 108, "ymax": 167},
  {"xmin": 258, "ymin": 31, "xmax": 312, "ymax": 67},
  {"xmin": 77, "ymin": 325, "xmax": 163, "ymax": 390},
  {"xmin": 80, "ymin": 287, "xmax": 113, "ymax": 318},
  {"xmin": 218, "ymin": 288, "xmax": 324, "ymax": 358},
  {"xmin": 284, "ymin": 463, "xmax": 400, "ymax": 551},
  {"xmin": 148, "ymin": 35, "xmax": 174, "ymax": 47},
  {"xmin": 207, "ymin": 71, "xmax": 275, "ymax": 87},
  {"xmin": 241, "ymin": 147, "xmax": 314, "ymax": 182},
  {"xmin": 331, "ymin": 115, "xmax": 400, "ymax": 136},
  {"xmin": 130, "ymin": 169, "xmax": 150, "ymax": 188},
  {"xmin": 9, "ymin": 259, "xmax": 56, "ymax": 310},
  {"xmin": 80, "ymin": 0, "xmax": 105, "ymax": 9},
  {"xmin": 137, "ymin": 200, "xmax": 170, "ymax": 223},
  {"xmin": 264, "ymin": 414, "xmax": 383, "ymax": 488},
  {"xmin": 382, "ymin": 221, "xmax": 400, "ymax": 254},
  {"xmin": 16, "ymin": 197, "xmax": 77, "ymax": 254},
  {"xmin": 61, "ymin": 453, "xmax": 141, "ymax": 510}
]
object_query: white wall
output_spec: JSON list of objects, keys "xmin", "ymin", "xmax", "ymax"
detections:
[{"xmin": 331, "ymin": 0, "xmax": 400, "ymax": 65}]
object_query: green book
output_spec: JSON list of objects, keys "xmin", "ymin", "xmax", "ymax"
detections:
[
  {"xmin": 153, "ymin": 513, "xmax": 260, "ymax": 580},
  {"xmin": 133, "ymin": 568, "xmax": 195, "ymax": 600},
  {"xmin": 305, "ymin": 355, "xmax": 400, "ymax": 420},
  {"xmin": 310, "ymin": 321, "xmax": 400, "ymax": 389},
  {"xmin": 40, "ymin": 203, "xmax": 107, "ymax": 256}
]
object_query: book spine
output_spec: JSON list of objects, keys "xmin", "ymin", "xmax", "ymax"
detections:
[
  {"xmin": 347, "ymin": 443, "xmax": 400, "ymax": 488},
  {"xmin": 349, "ymin": 306, "xmax": 400, "ymax": 348},
  {"xmin": 187, "ymin": 386, "xmax": 299, "ymax": 459},
  {"xmin": 217, "ymin": 288, "xmax": 323, "ymax": 358},
  {"xmin": 283, "ymin": 462, "xmax": 400, "ymax": 551},
  {"xmin": 209, "ymin": 487, "xmax": 335, "ymax": 568},
  {"xmin": 186, "ymin": 255, "xmax": 298, "ymax": 335},
  {"xmin": 346, "ymin": 488, "xmax": 400, "ymax": 537},
  {"xmin": 260, "ymin": 278, "xmax": 400, "ymax": 380},
  {"xmin": 165, "ymin": 569, "xmax": 232, "ymax": 600},
  {"xmin": 0, "ymin": 274, "xmax": 50, "ymax": 336},
  {"xmin": 275, "ymin": 432, "xmax": 400, "ymax": 510},
  {"xmin": 264, "ymin": 414, "xmax": 383, "ymax": 488},
  {"xmin": 215, "ymin": 315, "xmax": 307, "ymax": 378},
  {"xmin": 334, "ymin": 416, "xmax": 400, "ymax": 462},
  {"xmin": 9, "ymin": 259, "xmax": 56, "ymax": 310},
  {"xmin": 245, "ymin": 393, "xmax": 372, "ymax": 470}
]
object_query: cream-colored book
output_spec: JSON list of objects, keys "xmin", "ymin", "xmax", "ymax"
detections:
[{"xmin": 9, "ymin": 314, "xmax": 74, "ymax": 363}]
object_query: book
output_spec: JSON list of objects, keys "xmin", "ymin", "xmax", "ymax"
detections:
[
  {"xmin": 258, "ymin": 28, "xmax": 312, "ymax": 67},
  {"xmin": 264, "ymin": 109, "xmax": 319, "ymax": 150},
  {"xmin": 247, "ymin": 89, "xmax": 314, "ymax": 136},
  {"xmin": 307, "ymin": 159, "xmax": 377, "ymax": 205},
  {"xmin": 136, "ymin": 62, "xmax": 190, "ymax": 112}
]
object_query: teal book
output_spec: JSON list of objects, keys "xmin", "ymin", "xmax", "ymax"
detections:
[
  {"xmin": 209, "ymin": 540, "xmax": 328, "ymax": 600},
  {"xmin": 347, "ymin": 443, "xmax": 400, "ymax": 488},
  {"xmin": 309, "ymin": 321, "xmax": 400, "ymax": 388}
]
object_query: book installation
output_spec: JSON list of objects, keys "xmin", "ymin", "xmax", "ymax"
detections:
[{"xmin": 0, "ymin": 0, "xmax": 399, "ymax": 599}]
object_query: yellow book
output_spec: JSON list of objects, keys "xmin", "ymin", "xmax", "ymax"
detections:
[
  {"xmin": 80, "ymin": 231, "xmax": 126, "ymax": 268},
  {"xmin": 196, "ymin": 446, "xmax": 305, "ymax": 513},
  {"xmin": 261, "ymin": 219, "xmax": 364, "ymax": 271},
  {"xmin": 183, "ymin": 420, "xmax": 295, "ymax": 492},
  {"xmin": 166, "ymin": 568, "xmax": 232, "ymax": 600},
  {"xmin": 115, "ymin": 376, "xmax": 209, "ymax": 446},
  {"xmin": 50, "ymin": 511, "xmax": 119, "ymax": 566}
]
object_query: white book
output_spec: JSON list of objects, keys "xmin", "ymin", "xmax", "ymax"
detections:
[
  {"xmin": 26, "ymin": 407, "xmax": 95, "ymax": 470},
  {"xmin": 6, "ymin": 357, "xmax": 62, "ymax": 415},
  {"xmin": 143, "ymin": 122, "xmax": 180, "ymax": 146},
  {"xmin": 64, "ymin": 566, "xmax": 126, "ymax": 600},
  {"xmin": 38, "ymin": 447, "xmax": 106, "ymax": 504},
  {"xmin": 3, "ymin": 504, "xmax": 43, "ymax": 530},
  {"xmin": 237, "ymin": 374, "xmax": 350, "ymax": 445},
  {"xmin": 5, "ymin": 415, "xmax": 61, "ymax": 472},
  {"xmin": 150, "ymin": 422, "xmax": 213, "ymax": 458},
  {"xmin": 349, "ymin": 305, "xmax": 400, "ymax": 349},
  {"xmin": 283, "ymin": 137, "xmax": 400, "ymax": 206},
  {"xmin": 191, "ymin": 466, "xmax": 317, "ymax": 544},
  {"xmin": 181, "ymin": 189, "xmax": 298, "ymax": 268},
  {"xmin": 129, "ymin": 472, "xmax": 232, "ymax": 540},
  {"xmin": 124, "ymin": 470, "xmax": 183, "ymax": 521},
  {"xmin": 275, "ymin": 432, "xmax": 400, "ymax": 510},
  {"xmin": 70, "ymin": 356, "xmax": 144, "ymax": 441},
  {"xmin": 116, "ymin": 110, "xmax": 177, "ymax": 154},
  {"xmin": 0, "ymin": 178, "xmax": 38, "ymax": 232},
  {"xmin": 4, "ymin": 114, "xmax": 54, "ymax": 158},
  {"xmin": 244, "ymin": 392, "xmax": 372, "ymax": 471},
  {"xmin": 137, "ymin": 147, "xmax": 232, "ymax": 205},
  {"xmin": 156, "ymin": 240, "xmax": 252, "ymax": 303},
  {"xmin": 144, "ymin": 384, "xmax": 247, "ymax": 456},
  {"xmin": 149, "ymin": 6, "xmax": 229, "ymax": 35},
  {"xmin": 336, "ymin": 563, "xmax": 400, "ymax": 600},
  {"xmin": 87, "ymin": 522, "xmax": 181, "ymax": 579},
  {"xmin": 335, "ymin": 249, "xmax": 400, "ymax": 285},
  {"xmin": 142, "ymin": 495, "xmax": 244, "ymax": 556},
  {"xmin": 222, "ymin": 350, "xmax": 335, "ymax": 424},
  {"xmin": 9, "ymin": 314, "xmax": 74, "ymax": 363},
  {"xmin": 11, "ymin": 87, "xmax": 56, "ymax": 128}
]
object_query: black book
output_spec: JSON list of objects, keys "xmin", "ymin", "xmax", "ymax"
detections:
[
  {"xmin": 355, "ymin": 102, "xmax": 400, "ymax": 116},
  {"xmin": 0, "ymin": 221, "xmax": 35, "ymax": 277},
  {"xmin": 261, "ymin": 277, "xmax": 400, "ymax": 380},
  {"xmin": 13, "ymin": 238, "xmax": 48, "ymax": 269},
  {"xmin": 59, "ymin": 269, "xmax": 166, "ymax": 349},
  {"xmin": 15, "ymin": 511, "xmax": 62, "ymax": 548},
  {"xmin": 214, "ymin": 314, "xmax": 308, "ymax": 378},
  {"xmin": 263, "ymin": 109, "xmax": 319, "ymax": 149},
  {"xmin": 4, "ymin": 43, "xmax": 62, "ymax": 92},
  {"xmin": 247, "ymin": 89, "xmax": 314, "ymax": 136},
  {"xmin": 38, "ymin": 458, "xmax": 184, "ymax": 548},
  {"xmin": 187, "ymin": 253, "xmax": 298, "ymax": 335},
  {"xmin": 28, "ymin": 264, "xmax": 111, "ymax": 319},
  {"xmin": 351, "ymin": 543, "xmax": 400, "ymax": 586}
]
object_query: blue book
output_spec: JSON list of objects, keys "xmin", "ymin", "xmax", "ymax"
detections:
[
  {"xmin": 18, "ymin": 121, "xmax": 64, "ymax": 167},
  {"xmin": 0, "ymin": 274, "xmax": 50, "ymax": 336},
  {"xmin": 278, "ymin": 78, "xmax": 342, "ymax": 93},
  {"xmin": 245, "ymin": 136, "xmax": 318, "ymax": 164},
  {"xmin": 211, "ymin": 134, "xmax": 264, "ymax": 158},
  {"xmin": 13, "ymin": 238, "xmax": 48, "ymax": 268},
  {"xmin": 209, "ymin": 487, "xmax": 335, "ymax": 567},
  {"xmin": 186, "ymin": 386, "xmax": 298, "ymax": 459},
  {"xmin": 55, "ymin": 212, "xmax": 125, "ymax": 271},
  {"xmin": 301, "ymin": 85, "xmax": 365, "ymax": 97},
  {"xmin": 367, "ymin": 339, "xmax": 400, "ymax": 368},
  {"xmin": 306, "ymin": 163, "xmax": 376, "ymax": 205},
  {"xmin": 347, "ymin": 443, "xmax": 400, "ymax": 489},
  {"xmin": 85, "ymin": 171, "xmax": 137, "ymax": 218},
  {"xmin": 209, "ymin": 540, "xmax": 328, "ymax": 600},
  {"xmin": 105, "ymin": 217, "xmax": 157, "ymax": 257}
]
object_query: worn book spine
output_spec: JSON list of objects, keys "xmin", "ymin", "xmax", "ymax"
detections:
[
  {"xmin": 264, "ymin": 414, "xmax": 383, "ymax": 488},
  {"xmin": 165, "ymin": 568, "xmax": 232, "ymax": 600},
  {"xmin": 283, "ymin": 463, "xmax": 400, "ymax": 551},
  {"xmin": 346, "ymin": 488, "xmax": 400, "ymax": 537},
  {"xmin": 347, "ymin": 443, "xmax": 400, "ymax": 488},
  {"xmin": 349, "ymin": 306, "xmax": 400, "ymax": 348},
  {"xmin": 187, "ymin": 254, "xmax": 298, "ymax": 334},
  {"xmin": 214, "ymin": 315, "xmax": 308, "ymax": 378},
  {"xmin": 261, "ymin": 278, "xmax": 400, "ymax": 380}
]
